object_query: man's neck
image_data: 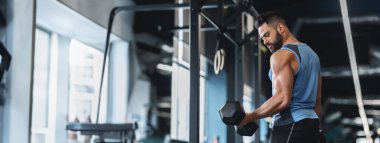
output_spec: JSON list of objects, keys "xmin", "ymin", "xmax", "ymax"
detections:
[{"xmin": 282, "ymin": 33, "xmax": 300, "ymax": 45}]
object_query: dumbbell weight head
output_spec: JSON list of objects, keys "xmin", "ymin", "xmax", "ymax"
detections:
[{"xmin": 219, "ymin": 101, "xmax": 245, "ymax": 125}]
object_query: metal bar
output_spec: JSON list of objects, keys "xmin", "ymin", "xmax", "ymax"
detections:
[
  {"xmin": 254, "ymin": 36, "xmax": 262, "ymax": 143},
  {"xmin": 202, "ymin": 1, "xmax": 235, "ymax": 9},
  {"xmin": 152, "ymin": 25, "xmax": 235, "ymax": 32},
  {"xmin": 234, "ymin": 10, "xmax": 244, "ymax": 143},
  {"xmin": 189, "ymin": 0, "xmax": 200, "ymax": 142},
  {"xmin": 0, "ymin": 9, "xmax": 6, "ymax": 26},
  {"xmin": 217, "ymin": 0, "xmax": 237, "ymax": 142},
  {"xmin": 226, "ymin": 35, "xmax": 237, "ymax": 143},
  {"xmin": 199, "ymin": 9, "xmax": 239, "ymax": 47},
  {"xmin": 235, "ymin": 8, "xmax": 243, "ymax": 106},
  {"xmin": 339, "ymin": 0, "xmax": 372, "ymax": 142},
  {"xmin": 329, "ymin": 97, "xmax": 380, "ymax": 106},
  {"xmin": 218, "ymin": 0, "xmax": 224, "ymax": 25},
  {"xmin": 112, "ymin": 1, "xmax": 234, "ymax": 12},
  {"xmin": 96, "ymin": 8, "xmax": 117, "ymax": 124}
]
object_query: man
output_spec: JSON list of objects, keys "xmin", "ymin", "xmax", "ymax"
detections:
[{"xmin": 238, "ymin": 11, "xmax": 322, "ymax": 143}]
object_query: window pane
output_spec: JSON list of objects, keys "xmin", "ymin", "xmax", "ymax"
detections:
[
  {"xmin": 31, "ymin": 133, "xmax": 46, "ymax": 143},
  {"xmin": 68, "ymin": 39, "xmax": 104, "ymax": 123}
]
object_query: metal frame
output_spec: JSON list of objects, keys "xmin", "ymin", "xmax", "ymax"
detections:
[
  {"xmin": 198, "ymin": 9, "xmax": 258, "ymax": 47},
  {"xmin": 200, "ymin": 9, "xmax": 239, "ymax": 47},
  {"xmin": 95, "ymin": 1, "xmax": 236, "ymax": 124},
  {"xmin": 111, "ymin": 2, "xmax": 234, "ymax": 12},
  {"xmin": 94, "ymin": 1, "xmax": 261, "ymax": 142},
  {"xmin": 157, "ymin": 25, "xmax": 236, "ymax": 32},
  {"xmin": 66, "ymin": 122, "xmax": 138, "ymax": 143},
  {"xmin": 136, "ymin": 25, "xmax": 236, "ymax": 33},
  {"xmin": 194, "ymin": 1, "xmax": 259, "ymax": 142}
]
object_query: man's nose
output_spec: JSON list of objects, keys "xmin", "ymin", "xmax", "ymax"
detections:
[{"xmin": 263, "ymin": 39, "xmax": 269, "ymax": 45}]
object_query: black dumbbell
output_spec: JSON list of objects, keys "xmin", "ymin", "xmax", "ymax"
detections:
[{"xmin": 219, "ymin": 101, "xmax": 258, "ymax": 136}]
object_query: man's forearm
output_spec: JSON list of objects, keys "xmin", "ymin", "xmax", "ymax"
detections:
[{"xmin": 248, "ymin": 93, "xmax": 290, "ymax": 120}]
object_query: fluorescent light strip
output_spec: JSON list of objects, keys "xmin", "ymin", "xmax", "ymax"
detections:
[
  {"xmin": 339, "ymin": 0, "xmax": 372, "ymax": 142},
  {"xmin": 157, "ymin": 63, "xmax": 173, "ymax": 72},
  {"xmin": 178, "ymin": 0, "xmax": 184, "ymax": 62},
  {"xmin": 161, "ymin": 44, "xmax": 174, "ymax": 53}
]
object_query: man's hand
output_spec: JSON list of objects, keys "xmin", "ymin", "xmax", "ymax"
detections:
[{"xmin": 238, "ymin": 112, "xmax": 255, "ymax": 128}]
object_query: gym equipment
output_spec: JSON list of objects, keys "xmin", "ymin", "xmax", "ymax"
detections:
[
  {"xmin": 66, "ymin": 122, "xmax": 138, "ymax": 143},
  {"xmin": 214, "ymin": 50, "xmax": 221, "ymax": 74},
  {"xmin": 219, "ymin": 49, "xmax": 225, "ymax": 70},
  {"xmin": 219, "ymin": 101, "xmax": 258, "ymax": 136},
  {"xmin": 213, "ymin": 34, "xmax": 225, "ymax": 75},
  {"xmin": 213, "ymin": 49, "xmax": 225, "ymax": 75}
]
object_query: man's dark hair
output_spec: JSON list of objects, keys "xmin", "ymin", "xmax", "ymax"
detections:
[{"xmin": 256, "ymin": 11, "xmax": 286, "ymax": 28}]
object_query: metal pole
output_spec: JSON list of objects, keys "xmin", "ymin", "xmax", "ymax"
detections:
[
  {"xmin": 254, "ymin": 37, "xmax": 262, "ymax": 143},
  {"xmin": 339, "ymin": 0, "xmax": 372, "ymax": 142},
  {"xmin": 234, "ymin": 10, "xmax": 243, "ymax": 143},
  {"xmin": 226, "ymin": 39, "xmax": 237, "ymax": 143},
  {"xmin": 96, "ymin": 8, "xmax": 117, "ymax": 124},
  {"xmin": 112, "ymin": 2, "xmax": 234, "ymax": 12},
  {"xmin": 189, "ymin": 0, "xmax": 200, "ymax": 142},
  {"xmin": 150, "ymin": 25, "xmax": 235, "ymax": 33}
]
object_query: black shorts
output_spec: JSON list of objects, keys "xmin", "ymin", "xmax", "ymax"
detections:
[{"xmin": 269, "ymin": 118, "xmax": 321, "ymax": 143}]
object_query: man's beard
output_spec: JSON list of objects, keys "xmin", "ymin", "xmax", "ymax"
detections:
[{"xmin": 269, "ymin": 31, "xmax": 283, "ymax": 53}]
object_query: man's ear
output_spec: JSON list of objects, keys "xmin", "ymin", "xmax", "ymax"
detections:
[{"xmin": 277, "ymin": 23, "xmax": 285, "ymax": 33}]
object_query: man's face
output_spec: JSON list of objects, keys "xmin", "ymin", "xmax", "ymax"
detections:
[{"xmin": 258, "ymin": 23, "xmax": 283, "ymax": 53}]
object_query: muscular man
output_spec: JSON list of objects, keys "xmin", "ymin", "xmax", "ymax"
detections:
[{"xmin": 238, "ymin": 11, "xmax": 322, "ymax": 143}]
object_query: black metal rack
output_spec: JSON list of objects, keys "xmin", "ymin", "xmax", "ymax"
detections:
[
  {"xmin": 66, "ymin": 122, "xmax": 138, "ymax": 143},
  {"xmin": 83, "ymin": 1, "xmax": 261, "ymax": 142},
  {"xmin": 0, "ymin": 10, "xmax": 6, "ymax": 27}
]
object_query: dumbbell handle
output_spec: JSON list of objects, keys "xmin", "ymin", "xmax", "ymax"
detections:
[{"xmin": 237, "ymin": 121, "xmax": 258, "ymax": 136}]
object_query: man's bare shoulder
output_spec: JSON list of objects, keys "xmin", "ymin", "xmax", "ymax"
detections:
[{"xmin": 270, "ymin": 50, "xmax": 295, "ymax": 65}]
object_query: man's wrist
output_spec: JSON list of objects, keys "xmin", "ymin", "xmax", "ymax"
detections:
[{"xmin": 247, "ymin": 112, "xmax": 258, "ymax": 121}]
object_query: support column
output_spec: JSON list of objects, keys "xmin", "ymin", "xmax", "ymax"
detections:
[
  {"xmin": 47, "ymin": 34, "xmax": 70, "ymax": 143},
  {"xmin": 2, "ymin": 0, "xmax": 36, "ymax": 142},
  {"xmin": 189, "ymin": 0, "xmax": 200, "ymax": 142},
  {"xmin": 234, "ymin": 12, "xmax": 243, "ymax": 143},
  {"xmin": 253, "ymin": 39, "xmax": 262, "ymax": 143},
  {"xmin": 107, "ymin": 41, "xmax": 130, "ymax": 123},
  {"xmin": 226, "ymin": 41, "xmax": 237, "ymax": 143}
]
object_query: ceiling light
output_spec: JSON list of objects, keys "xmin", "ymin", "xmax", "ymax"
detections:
[
  {"xmin": 156, "ymin": 63, "xmax": 172, "ymax": 72},
  {"xmin": 161, "ymin": 44, "xmax": 173, "ymax": 53}
]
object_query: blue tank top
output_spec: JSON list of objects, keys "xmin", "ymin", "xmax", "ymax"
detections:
[{"xmin": 268, "ymin": 43, "xmax": 320, "ymax": 126}]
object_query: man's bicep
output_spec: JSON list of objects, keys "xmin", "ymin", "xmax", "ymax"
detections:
[
  {"xmin": 272, "ymin": 64, "xmax": 294, "ymax": 95},
  {"xmin": 271, "ymin": 55, "xmax": 294, "ymax": 99}
]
